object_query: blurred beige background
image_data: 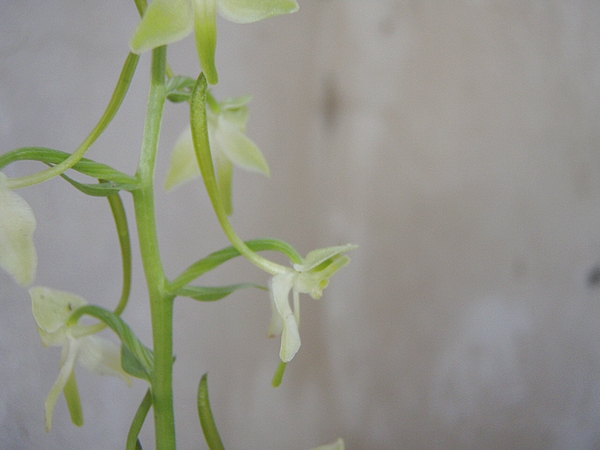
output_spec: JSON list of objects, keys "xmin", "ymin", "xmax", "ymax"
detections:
[{"xmin": 2, "ymin": 1, "xmax": 600, "ymax": 449}]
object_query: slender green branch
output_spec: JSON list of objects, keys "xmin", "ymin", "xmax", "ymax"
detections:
[
  {"xmin": 107, "ymin": 193, "xmax": 133, "ymax": 316},
  {"xmin": 7, "ymin": 53, "xmax": 139, "ymax": 189},
  {"xmin": 126, "ymin": 389, "xmax": 153, "ymax": 450},
  {"xmin": 168, "ymin": 238, "xmax": 302, "ymax": 293},
  {"xmin": 197, "ymin": 374, "xmax": 225, "ymax": 450}
]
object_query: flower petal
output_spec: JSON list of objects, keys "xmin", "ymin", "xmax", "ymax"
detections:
[
  {"xmin": 220, "ymin": 103, "xmax": 250, "ymax": 131},
  {"xmin": 294, "ymin": 244, "xmax": 357, "ymax": 272},
  {"xmin": 44, "ymin": 336, "xmax": 79, "ymax": 432},
  {"xmin": 164, "ymin": 126, "xmax": 200, "ymax": 191},
  {"xmin": 214, "ymin": 115, "xmax": 270, "ymax": 176},
  {"xmin": 271, "ymin": 272, "xmax": 300, "ymax": 362},
  {"xmin": 0, "ymin": 175, "xmax": 37, "ymax": 286},
  {"xmin": 219, "ymin": 95, "xmax": 252, "ymax": 112},
  {"xmin": 30, "ymin": 286, "xmax": 87, "ymax": 335},
  {"xmin": 78, "ymin": 336, "xmax": 132, "ymax": 386},
  {"xmin": 267, "ymin": 291, "xmax": 283, "ymax": 338},
  {"xmin": 218, "ymin": 0, "xmax": 299, "ymax": 23},
  {"xmin": 193, "ymin": 0, "xmax": 219, "ymax": 84},
  {"xmin": 129, "ymin": 0, "xmax": 194, "ymax": 54}
]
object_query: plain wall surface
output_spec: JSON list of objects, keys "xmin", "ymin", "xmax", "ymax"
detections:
[{"xmin": 2, "ymin": 1, "xmax": 600, "ymax": 449}]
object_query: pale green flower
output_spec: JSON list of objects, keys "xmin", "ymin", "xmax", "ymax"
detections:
[
  {"xmin": 309, "ymin": 438, "xmax": 345, "ymax": 450},
  {"xmin": 0, "ymin": 172, "xmax": 37, "ymax": 286},
  {"xmin": 130, "ymin": 0, "xmax": 299, "ymax": 84},
  {"xmin": 268, "ymin": 244, "xmax": 357, "ymax": 362},
  {"xmin": 165, "ymin": 95, "xmax": 269, "ymax": 215},
  {"xmin": 30, "ymin": 286, "xmax": 130, "ymax": 431}
]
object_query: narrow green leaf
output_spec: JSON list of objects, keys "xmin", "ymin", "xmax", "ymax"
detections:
[
  {"xmin": 59, "ymin": 172, "xmax": 138, "ymax": 196},
  {"xmin": 126, "ymin": 389, "xmax": 152, "ymax": 450},
  {"xmin": 198, "ymin": 373, "xmax": 225, "ymax": 450},
  {"xmin": 175, "ymin": 283, "xmax": 266, "ymax": 302},
  {"xmin": 0, "ymin": 147, "xmax": 137, "ymax": 186},
  {"xmin": 67, "ymin": 305, "xmax": 154, "ymax": 377}
]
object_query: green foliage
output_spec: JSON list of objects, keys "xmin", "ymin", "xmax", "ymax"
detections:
[{"xmin": 197, "ymin": 374, "xmax": 225, "ymax": 450}]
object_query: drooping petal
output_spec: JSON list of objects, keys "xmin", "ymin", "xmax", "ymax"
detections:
[
  {"xmin": 267, "ymin": 293, "xmax": 283, "ymax": 338},
  {"xmin": 218, "ymin": 0, "xmax": 299, "ymax": 23},
  {"xmin": 30, "ymin": 286, "xmax": 87, "ymax": 336},
  {"xmin": 44, "ymin": 336, "xmax": 79, "ymax": 432},
  {"xmin": 193, "ymin": 0, "xmax": 219, "ymax": 84},
  {"xmin": 77, "ymin": 336, "xmax": 132, "ymax": 386},
  {"xmin": 129, "ymin": 0, "xmax": 194, "ymax": 54},
  {"xmin": 270, "ymin": 272, "xmax": 300, "ymax": 362},
  {"xmin": 0, "ymin": 174, "xmax": 37, "ymax": 286},
  {"xmin": 164, "ymin": 126, "xmax": 199, "ymax": 191},
  {"xmin": 214, "ymin": 115, "xmax": 269, "ymax": 176}
]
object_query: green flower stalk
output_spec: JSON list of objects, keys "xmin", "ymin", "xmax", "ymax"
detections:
[
  {"xmin": 0, "ymin": 172, "xmax": 37, "ymax": 286},
  {"xmin": 30, "ymin": 286, "xmax": 131, "ymax": 432},
  {"xmin": 129, "ymin": 0, "xmax": 299, "ymax": 84}
]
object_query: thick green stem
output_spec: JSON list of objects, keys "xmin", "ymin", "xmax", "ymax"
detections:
[{"xmin": 133, "ymin": 46, "xmax": 176, "ymax": 450}]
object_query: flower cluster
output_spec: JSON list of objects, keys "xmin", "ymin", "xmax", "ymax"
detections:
[{"xmin": 30, "ymin": 286, "xmax": 130, "ymax": 431}]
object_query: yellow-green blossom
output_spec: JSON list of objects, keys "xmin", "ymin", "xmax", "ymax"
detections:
[
  {"xmin": 165, "ymin": 95, "xmax": 269, "ymax": 215},
  {"xmin": 268, "ymin": 245, "xmax": 356, "ymax": 362},
  {"xmin": 129, "ymin": 0, "xmax": 299, "ymax": 84},
  {"xmin": 30, "ymin": 286, "xmax": 130, "ymax": 431},
  {"xmin": 0, "ymin": 172, "xmax": 37, "ymax": 286}
]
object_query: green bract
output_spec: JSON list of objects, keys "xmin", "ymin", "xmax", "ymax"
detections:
[
  {"xmin": 268, "ymin": 244, "xmax": 357, "ymax": 362},
  {"xmin": 165, "ymin": 95, "xmax": 269, "ymax": 215},
  {"xmin": 0, "ymin": 172, "xmax": 37, "ymax": 286},
  {"xmin": 30, "ymin": 286, "xmax": 131, "ymax": 431},
  {"xmin": 129, "ymin": 0, "xmax": 299, "ymax": 84}
]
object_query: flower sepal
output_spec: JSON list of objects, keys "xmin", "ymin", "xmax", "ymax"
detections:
[{"xmin": 0, "ymin": 172, "xmax": 37, "ymax": 286}]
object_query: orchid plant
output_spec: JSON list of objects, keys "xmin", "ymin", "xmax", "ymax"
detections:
[{"xmin": 1, "ymin": 1, "xmax": 355, "ymax": 448}]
